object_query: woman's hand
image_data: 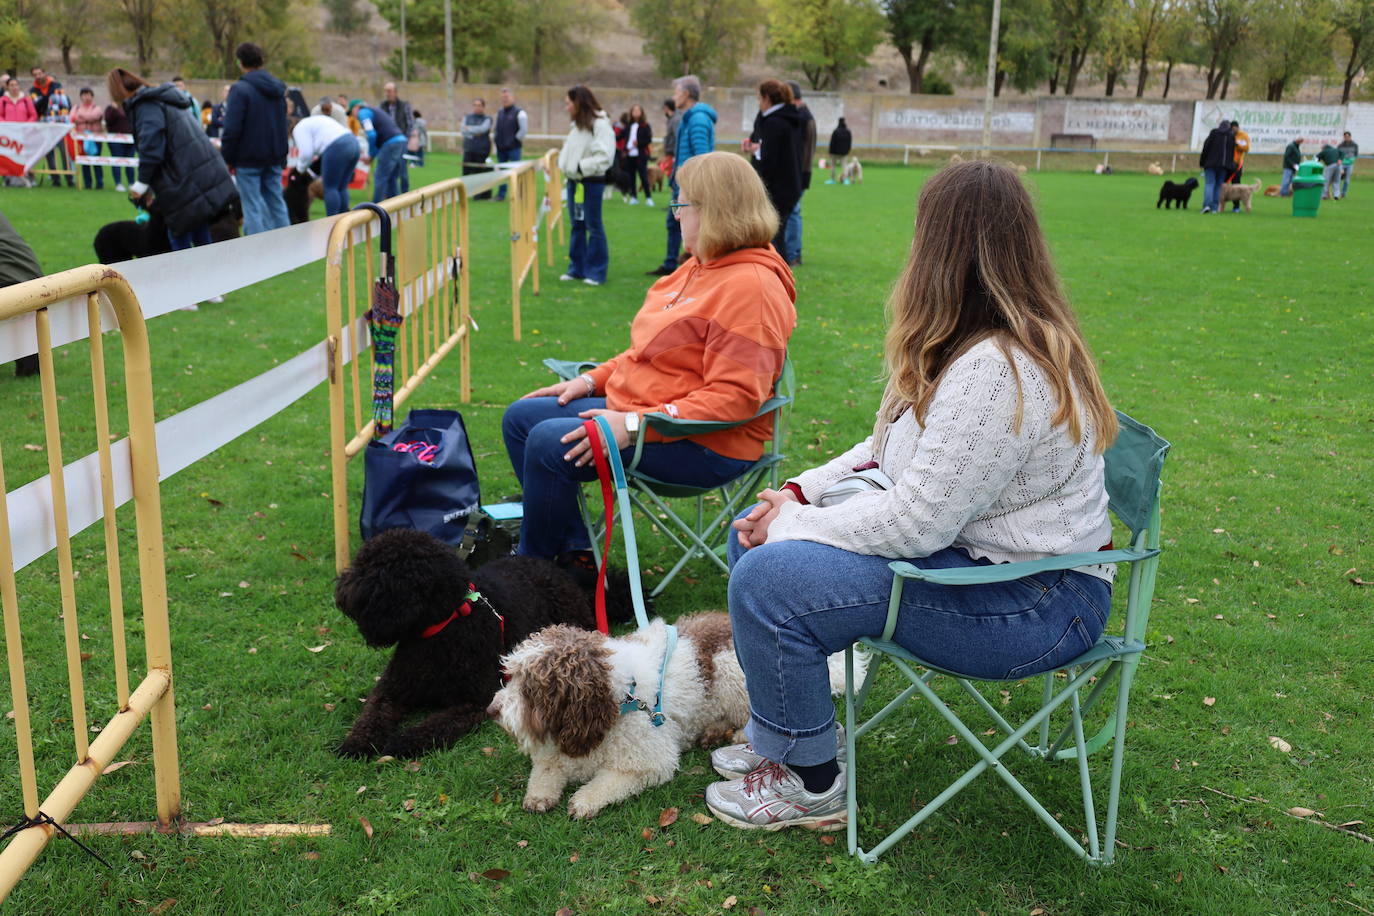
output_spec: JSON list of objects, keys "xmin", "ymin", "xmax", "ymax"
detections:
[
  {"xmin": 560, "ymin": 409, "xmax": 631, "ymax": 467},
  {"xmin": 520, "ymin": 376, "xmax": 594, "ymax": 404},
  {"xmin": 733, "ymin": 487, "xmax": 799, "ymax": 549}
]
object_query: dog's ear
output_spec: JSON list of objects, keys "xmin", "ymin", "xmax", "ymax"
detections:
[
  {"xmin": 336, "ymin": 529, "xmax": 472, "ymax": 647},
  {"xmin": 519, "ymin": 626, "xmax": 616, "ymax": 758}
]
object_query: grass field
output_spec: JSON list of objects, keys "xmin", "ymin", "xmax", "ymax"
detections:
[{"xmin": 0, "ymin": 153, "xmax": 1371, "ymax": 914}]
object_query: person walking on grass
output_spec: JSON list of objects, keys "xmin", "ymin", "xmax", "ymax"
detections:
[
  {"xmin": 705, "ymin": 160, "xmax": 1117, "ymax": 833},
  {"xmin": 783, "ymin": 80, "xmax": 814, "ymax": 267},
  {"xmin": 1198, "ymin": 118, "xmax": 1234, "ymax": 214},
  {"xmin": 826, "ymin": 117, "xmax": 851, "ymax": 184},
  {"xmin": 647, "ymin": 75, "xmax": 715, "ymax": 277},
  {"xmin": 1337, "ymin": 132, "xmax": 1358, "ymax": 199},
  {"xmin": 1227, "ymin": 121, "xmax": 1249, "ymax": 213},
  {"xmin": 221, "ymin": 42, "xmax": 290, "ymax": 234},
  {"xmin": 380, "ymin": 82, "xmax": 413, "ymax": 194},
  {"xmin": 752, "ymin": 79, "xmax": 803, "ymax": 254},
  {"xmin": 556, "ymin": 85, "xmax": 614, "ymax": 286},
  {"xmin": 494, "ymin": 88, "xmax": 527, "ymax": 202},
  {"xmin": 1280, "ymin": 137, "xmax": 1303, "ymax": 197},
  {"xmin": 462, "ymin": 98, "xmax": 494, "ymax": 200},
  {"xmin": 72, "ymin": 87, "xmax": 106, "ymax": 190},
  {"xmin": 624, "ymin": 104, "xmax": 654, "ymax": 206}
]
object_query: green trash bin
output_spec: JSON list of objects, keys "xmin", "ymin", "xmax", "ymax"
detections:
[{"xmin": 1292, "ymin": 160, "xmax": 1324, "ymax": 218}]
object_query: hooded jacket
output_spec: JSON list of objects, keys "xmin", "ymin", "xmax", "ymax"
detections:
[
  {"xmin": 673, "ymin": 102, "xmax": 717, "ymax": 172},
  {"xmin": 586, "ymin": 245, "xmax": 797, "ymax": 461},
  {"xmin": 125, "ymin": 83, "xmax": 238, "ymax": 235},
  {"xmin": 828, "ymin": 121, "xmax": 852, "ymax": 157},
  {"xmin": 1199, "ymin": 125, "xmax": 1234, "ymax": 171},
  {"xmin": 756, "ymin": 104, "xmax": 804, "ymax": 220},
  {"xmin": 221, "ymin": 68, "xmax": 288, "ymax": 169},
  {"xmin": 557, "ymin": 111, "xmax": 615, "ymax": 180}
]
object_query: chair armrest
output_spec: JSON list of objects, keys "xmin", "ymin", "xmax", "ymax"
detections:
[
  {"xmin": 543, "ymin": 357, "xmax": 601, "ymax": 381},
  {"xmin": 888, "ymin": 547, "xmax": 1159, "ymax": 586}
]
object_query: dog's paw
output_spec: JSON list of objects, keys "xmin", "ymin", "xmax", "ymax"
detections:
[
  {"xmin": 522, "ymin": 793, "xmax": 561, "ymax": 813},
  {"xmin": 567, "ymin": 795, "xmax": 605, "ymax": 820},
  {"xmin": 335, "ymin": 738, "xmax": 377, "ymax": 759}
]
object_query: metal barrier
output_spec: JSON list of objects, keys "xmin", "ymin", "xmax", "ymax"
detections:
[
  {"xmin": 507, "ymin": 162, "xmax": 541, "ymax": 342},
  {"xmin": 540, "ymin": 149, "xmax": 565, "ymax": 268},
  {"xmin": 0, "ymin": 266, "xmax": 177, "ymax": 901}
]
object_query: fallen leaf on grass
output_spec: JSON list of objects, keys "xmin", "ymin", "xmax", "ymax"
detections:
[
  {"xmin": 944, "ymin": 735, "xmax": 958, "ymax": 745},
  {"xmin": 101, "ymin": 760, "xmax": 135, "ymax": 775},
  {"xmin": 691, "ymin": 812, "xmax": 713, "ymax": 825},
  {"xmin": 492, "ymin": 789, "xmax": 502, "ymax": 805},
  {"xmin": 481, "ymin": 747, "xmax": 497, "ymax": 757},
  {"xmin": 481, "ymin": 868, "xmax": 511, "ymax": 882},
  {"xmin": 359, "ymin": 816, "xmax": 373, "ymax": 839},
  {"xmin": 1337, "ymin": 821, "xmax": 1365, "ymax": 829},
  {"xmin": 641, "ymin": 827, "xmax": 654, "ymax": 841},
  {"xmin": 645, "ymin": 895, "xmax": 662, "ymax": 906},
  {"xmin": 403, "ymin": 799, "xmax": 415, "ymax": 812},
  {"xmin": 517, "ymin": 839, "xmax": 528, "ymax": 848},
  {"xmin": 300, "ymin": 851, "xmax": 320, "ymax": 861},
  {"xmin": 568, "ymin": 853, "xmax": 579, "ymax": 863},
  {"xmin": 404, "ymin": 760, "xmax": 422, "ymax": 773},
  {"xmin": 1286, "ymin": 807, "xmax": 1318, "ymax": 817},
  {"xmin": 148, "ymin": 899, "xmax": 177, "ymax": 915},
  {"xmin": 1267, "ymin": 736, "xmax": 1292, "ymax": 753},
  {"xmin": 1352, "ymin": 578, "xmax": 1371, "ymax": 587},
  {"xmin": 306, "ymin": 643, "xmax": 330, "ymax": 653},
  {"xmin": 22, "ymin": 443, "xmax": 42, "ymax": 452},
  {"xmin": 658, "ymin": 807, "xmax": 679, "ymax": 828},
  {"xmin": 1203, "ymin": 697, "xmax": 1216, "ymax": 707},
  {"xmin": 819, "ymin": 835, "xmax": 836, "ymax": 846},
  {"xmin": 356, "ymin": 785, "xmax": 367, "ymax": 794},
  {"xmin": 722, "ymin": 896, "xmax": 738, "ymax": 910},
  {"xmin": 555, "ymin": 909, "xmax": 574, "ymax": 916},
  {"xmin": 1030, "ymin": 908, "xmax": 1045, "ymax": 916}
]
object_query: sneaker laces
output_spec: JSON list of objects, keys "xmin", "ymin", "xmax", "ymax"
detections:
[{"xmin": 741, "ymin": 761, "xmax": 789, "ymax": 798}]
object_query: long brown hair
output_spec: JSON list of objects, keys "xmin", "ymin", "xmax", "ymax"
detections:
[
  {"xmin": 877, "ymin": 160, "xmax": 1116, "ymax": 453},
  {"xmin": 566, "ymin": 85, "xmax": 601, "ymax": 132},
  {"xmin": 105, "ymin": 67, "xmax": 148, "ymax": 104}
]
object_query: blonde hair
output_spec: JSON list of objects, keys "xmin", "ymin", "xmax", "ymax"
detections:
[
  {"xmin": 675, "ymin": 152, "xmax": 778, "ymax": 261},
  {"xmin": 877, "ymin": 160, "xmax": 1117, "ymax": 454}
]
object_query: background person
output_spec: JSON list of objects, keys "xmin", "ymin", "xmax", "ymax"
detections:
[
  {"xmin": 1337, "ymin": 131, "xmax": 1358, "ymax": 198},
  {"xmin": 0, "ymin": 210, "xmax": 43, "ymax": 376},
  {"xmin": 1198, "ymin": 118, "xmax": 1234, "ymax": 214},
  {"xmin": 705, "ymin": 159, "xmax": 1117, "ymax": 832},
  {"xmin": 1318, "ymin": 141, "xmax": 1342, "ymax": 199},
  {"xmin": 1227, "ymin": 120, "xmax": 1249, "ymax": 213},
  {"xmin": 407, "ymin": 109, "xmax": 428, "ymax": 167},
  {"xmin": 109, "ymin": 67, "xmax": 238, "ymax": 252},
  {"xmin": 493, "ymin": 87, "xmax": 526, "ymax": 202},
  {"xmin": 461, "ymin": 98, "xmax": 493, "ymax": 200},
  {"xmin": 555, "ymin": 85, "xmax": 614, "ymax": 286},
  {"xmin": 103, "ymin": 93, "xmax": 137, "ymax": 191},
  {"xmin": 1, "ymin": 75, "xmax": 38, "ymax": 121},
  {"xmin": 350, "ymin": 98, "xmax": 406, "ymax": 203},
  {"xmin": 827, "ymin": 117, "xmax": 852, "ymax": 184},
  {"xmin": 379, "ymin": 82, "xmax": 413, "ymax": 193},
  {"xmin": 753, "ymin": 79, "xmax": 802, "ymax": 254},
  {"xmin": 1280, "ymin": 137, "xmax": 1303, "ymax": 196},
  {"xmin": 207, "ymin": 84, "xmax": 230, "ymax": 137},
  {"xmin": 623, "ymin": 104, "xmax": 653, "ymax": 205},
  {"xmin": 647, "ymin": 75, "xmax": 715, "ymax": 277},
  {"xmin": 783, "ymin": 80, "xmax": 815, "ymax": 267},
  {"xmin": 71, "ymin": 87, "xmax": 105, "ymax": 189},
  {"xmin": 291, "ymin": 102, "xmax": 359, "ymax": 216},
  {"xmin": 221, "ymin": 42, "xmax": 290, "ymax": 234},
  {"xmin": 39, "ymin": 81, "xmax": 74, "ymax": 187},
  {"xmin": 502, "ymin": 151, "xmax": 796, "ymax": 568}
]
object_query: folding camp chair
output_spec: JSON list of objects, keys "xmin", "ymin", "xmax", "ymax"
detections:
[
  {"xmin": 543, "ymin": 357, "xmax": 794, "ymax": 596},
  {"xmin": 843, "ymin": 410, "xmax": 1169, "ymax": 865}
]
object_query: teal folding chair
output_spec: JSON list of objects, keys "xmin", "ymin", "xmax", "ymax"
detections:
[
  {"xmin": 544, "ymin": 356, "xmax": 794, "ymax": 597},
  {"xmin": 843, "ymin": 410, "xmax": 1170, "ymax": 865}
]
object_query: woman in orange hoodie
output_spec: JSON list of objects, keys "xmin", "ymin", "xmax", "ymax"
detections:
[{"xmin": 503, "ymin": 151, "xmax": 798, "ymax": 564}]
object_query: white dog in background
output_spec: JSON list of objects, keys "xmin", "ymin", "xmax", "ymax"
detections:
[{"xmin": 488, "ymin": 613, "xmax": 863, "ymax": 819}]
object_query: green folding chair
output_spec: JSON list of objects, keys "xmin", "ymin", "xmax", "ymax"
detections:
[
  {"xmin": 543, "ymin": 356, "xmax": 794, "ymax": 597},
  {"xmin": 843, "ymin": 410, "xmax": 1170, "ymax": 865}
]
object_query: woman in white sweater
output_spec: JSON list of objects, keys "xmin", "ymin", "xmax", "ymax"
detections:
[
  {"xmin": 704, "ymin": 160, "xmax": 1119, "ymax": 832},
  {"xmin": 556, "ymin": 85, "xmax": 615, "ymax": 286}
]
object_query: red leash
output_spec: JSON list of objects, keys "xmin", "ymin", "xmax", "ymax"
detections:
[{"xmin": 583, "ymin": 419, "xmax": 615, "ymax": 635}]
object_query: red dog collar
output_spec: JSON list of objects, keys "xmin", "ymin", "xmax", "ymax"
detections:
[{"xmin": 419, "ymin": 583, "xmax": 479, "ymax": 639}]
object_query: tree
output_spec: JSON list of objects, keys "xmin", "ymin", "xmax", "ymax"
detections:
[
  {"xmin": 508, "ymin": 0, "xmax": 609, "ymax": 84},
  {"xmin": 323, "ymin": 0, "xmax": 369, "ymax": 35},
  {"xmin": 38, "ymin": 0, "xmax": 102, "ymax": 72},
  {"xmin": 630, "ymin": 0, "xmax": 762, "ymax": 83},
  {"xmin": 1333, "ymin": 0, "xmax": 1374, "ymax": 102},
  {"xmin": 1120, "ymin": 0, "xmax": 1169, "ymax": 95},
  {"xmin": 767, "ymin": 0, "xmax": 885, "ymax": 90},
  {"xmin": 166, "ymin": 0, "xmax": 317, "ymax": 81},
  {"xmin": 1193, "ymin": 0, "xmax": 1253, "ymax": 98},
  {"xmin": 114, "ymin": 0, "xmax": 160, "ymax": 73},
  {"xmin": 0, "ymin": 17, "xmax": 36, "ymax": 75},
  {"xmin": 883, "ymin": 0, "xmax": 968, "ymax": 94},
  {"xmin": 1154, "ymin": 4, "xmax": 1198, "ymax": 96},
  {"xmin": 960, "ymin": 0, "xmax": 1055, "ymax": 96},
  {"xmin": 1050, "ymin": 0, "xmax": 1111, "ymax": 94},
  {"xmin": 1094, "ymin": 2, "xmax": 1132, "ymax": 96},
  {"xmin": 1243, "ymin": 0, "xmax": 1334, "ymax": 99},
  {"xmin": 373, "ymin": 0, "xmax": 512, "ymax": 82}
]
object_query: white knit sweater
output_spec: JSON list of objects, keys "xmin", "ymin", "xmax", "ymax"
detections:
[{"xmin": 770, "ymin": 339, "xmax": 1114, "ymax": 582}]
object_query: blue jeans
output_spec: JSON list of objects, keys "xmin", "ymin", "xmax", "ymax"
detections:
[
  {"xmin": 661, "ymin": 179, "xmax": 683, "ymax": 270},
  {"xmin": 108, "ymin": 142, "xmax": 137, "ymax": 186},
  {"xmin": 725, "ymin": 524, "xmax": 1111, "ymax": 766},
  {"xmin": 167, "ymin": 223, "xmax": 213, "ymax": 251},
  {"xmin": 566, "ymin": 178, "xmax": 609, "ymax": 283},
  {"xmin": 502, "ymin": 396, "xmax": 753, "ymax": 559},
  {"xmin": 320, "ymin": 134, "xmax": 360, "ymax": 216},
  {"xmin": 1340, "ymin": 162, "xmax": 1354, "ymax": 197},
  {"xmin": 1202, "ymin": 168, "xmax": 1227, "ymax": 211},
  {"xmin": 372, "ymin": 138, "xmax": 406, "ymax": 203},
  {"xmin": 784, "ymin": 198, "xmax": 802, "ymax": 262},
  {"xmin": 1280, "ymin": 167, "xmax": 1295, "ymax": 196},
  {"xmin": 81, "ymin": 141, "xmax": 103, "ymax": 189},
  {"xmin": 495, "ymin": 146, "xmax": 522, "ymax": 200},
  {"xmin": 236, "ymin": 165, "xmax": 290, "ymax": 234}
]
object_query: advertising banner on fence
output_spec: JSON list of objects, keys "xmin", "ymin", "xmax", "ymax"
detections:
[
  {"xmin": 1063, "ymin": 101, "xmax": 1172, "ymax": 141},
  {"xmin": 879, "ymin": 107, "xmax": 1035, "ymax": 135},
  {"xmin": 1191, "ymin": 101, "xmax": 1344, "ymax": 153},
  {"xmin": 0, "ymin": 123, "xmax": 75, "ymax": 176},
  {"xmin": 1344, "ymin": 103, "xmax": 1374, "ymax": 147}
]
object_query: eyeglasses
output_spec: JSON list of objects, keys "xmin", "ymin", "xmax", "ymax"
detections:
[{"xmin": 669, "ymin": 201, "xmax": 692, "ymax": 219}]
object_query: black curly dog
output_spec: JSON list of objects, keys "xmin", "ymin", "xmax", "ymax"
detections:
[
  {"xmin": 334, "ymin": 528, "xmax": 634, "ymax": 759},
  {"xmin": 1157, "ymin": 177, "xmax": 1199, "ymax": 209}
]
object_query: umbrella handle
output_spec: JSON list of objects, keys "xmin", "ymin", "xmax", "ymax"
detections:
[{"xmin": 353, "ymin": 202, "xmax": 395, "ymax": 282}]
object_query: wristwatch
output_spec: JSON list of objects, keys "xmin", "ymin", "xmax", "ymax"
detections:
[{"xmin": 623, "ymin": 412, "xmax": 641, "ymax": 445}]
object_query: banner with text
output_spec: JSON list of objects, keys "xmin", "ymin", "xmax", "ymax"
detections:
[
  {"xmin": 1064, "ymin": 101, "xmax": 1172, "ymax": 141},
  {"xmin": 879, "ymin": 108, "xmax": 1035, "ymax": 135},
  {"xmin": 1191, "ymin": 101, "xmax": 1344, "ymax": 153},
  {"xmin": 0, "ymin": 123, "xmax": 74, "ymax": 176}
]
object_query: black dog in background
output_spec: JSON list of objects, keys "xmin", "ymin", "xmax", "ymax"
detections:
[
  {"xmin": 282, "ymin": 162, "xmax": 324, "ymax": 225},
  {"xmin": 93, "ymin": 197, "xmax": 240, "ymax": 264},
  {"xmin": 1157, "ymin": 177, "xmax": 1200, "ymax": 209},
  {"xmin": 333, "ymin": 528, "xmax": 636, "ymax": 759}
]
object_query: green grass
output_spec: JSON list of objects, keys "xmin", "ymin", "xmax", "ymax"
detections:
[{"xmin": 1, "ymin": 154, "xmax": 1371, "ymax": 914}]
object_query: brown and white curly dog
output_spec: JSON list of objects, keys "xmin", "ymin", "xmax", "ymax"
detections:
[{"xmin": 487, "ymin": 613, "xmax": 862, "ymax": 819}]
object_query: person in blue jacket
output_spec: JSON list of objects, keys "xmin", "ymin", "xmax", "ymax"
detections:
[
  {"xmin": 350, "ymin": 99, "xmax": 407, "ymax": 203},
  {"xmin": 220, "ymin": 42, "xmax": 290, "ymax": 235},
  {"xmin": 646, "ymin": 74, "xmax": 716, "ymax": 276}
]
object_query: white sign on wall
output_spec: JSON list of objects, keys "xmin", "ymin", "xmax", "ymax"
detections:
[
  {"xmin": 879, "ymin": 108, "xmax": 1035, "ymax": 134},
  {"xmin": 1344, "ymin": 103, "xmax": 1374, "ymax": 147},
  {"xmin": 1063, "ymin": 101, "xmax": 1172, "ymax": 141},
  {"xmin": 1191, "ymin": 101, "xmax": 1345, "ymax": 153}
]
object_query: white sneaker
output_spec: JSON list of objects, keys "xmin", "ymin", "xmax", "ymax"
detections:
[
  {"xmin": 628, "ymin": 197, "xmax": 638, "ymax": 205},
  {"xmin": 583, "ymin": 278, "xmax": 602, "ymax": 286},
  {"xmin": 180, "ymin": 303, "xmax": 200, "ymax": 312},
  {"xmin": 207, "ymin": 295, "xmax": 224, "ymax": 304},
  {"xmin": 559, "ymin": 273, "xmax": 580, "ymax": 282},
  {"xmin": 711, "ymin": 724, "xmax": 846, "ymax": 778},
  {"xmin": 115, "ymin": 183, "xmax": 126, "ymax": 192},
  {"xmin": 705, "ymin": 762, "xmax": 847, "ymax": 832},
  {"xmin": 645, "ymin": 197, "xmax": 655, "ymax": 206}
]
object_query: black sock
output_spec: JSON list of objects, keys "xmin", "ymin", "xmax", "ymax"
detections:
[{"xmin": 789, "ymin": 758, "xmax": 839, "ymax": 793}]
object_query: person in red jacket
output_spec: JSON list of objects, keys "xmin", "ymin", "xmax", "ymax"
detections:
[
  {"xmin": 503, "ymin": 151, "xmax": 798, "ymax": 565},
  {"xmin": 0, "ymin": 76, "xmax": 38, "ymax": 121}
]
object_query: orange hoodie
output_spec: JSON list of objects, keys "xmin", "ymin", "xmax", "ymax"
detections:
[{"xmin": 588, "ymin": 246, "xmax": 797, "ymax": 461}]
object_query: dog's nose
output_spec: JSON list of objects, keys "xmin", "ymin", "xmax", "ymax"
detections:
[{"xmin": 485, "ymin": 699, "xmax": 500, "ymax": 718}]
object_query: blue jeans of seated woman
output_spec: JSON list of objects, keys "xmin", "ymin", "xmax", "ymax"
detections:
[
  {"xmin": 502, "ymin": 396, "xmax": 752, "ymax": 559},
  {"xmin": 725, "ymin": 524, "xmax": 1111, "ymax": 767},
  {"xmin": 565, "ymin": 178, "xmax": 608, "ymax": 283}
]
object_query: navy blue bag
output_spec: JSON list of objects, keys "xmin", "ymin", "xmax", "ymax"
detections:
[{"xmin": 359, "ymin": 408, "xmax": 481, "ymax": 545}]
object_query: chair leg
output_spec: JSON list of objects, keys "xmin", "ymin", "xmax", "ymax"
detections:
[
  {"xmin": 1101, "ymin": 657, "xmax": 1140, "ymax": 864},
  {"xmin": 845, "ymin": 647, "xmax": 860, "ymax": 857},
  {"xmin": 1069, "ymin": 674, "xmax": 1100, "ymax": 860}
]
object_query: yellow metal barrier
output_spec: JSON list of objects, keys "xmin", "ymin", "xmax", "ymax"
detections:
[
  {"xmin": 508, "ymin": 162, "xmax": 541, "ymax": 342},
  {"xmin": 540, "ymin": 149, "xmax": 565, "ymax": 268},
  {"xmin": 0, "ymin": 267, "xmax": 178, "ymax": 901},
  {"xmin": 326, "ymin": 178, "xmax": 473, "ymax": 572}
]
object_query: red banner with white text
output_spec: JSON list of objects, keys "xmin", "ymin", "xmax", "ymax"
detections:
[{"xmin": 0, "ymin": 123, "xmax": 77, "ymax": 176}]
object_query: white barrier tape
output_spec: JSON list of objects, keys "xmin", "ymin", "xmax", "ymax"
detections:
[
  {"xmin": 72, "ymin": 156, "xmax": 139, "ymax": 167},
  {"xmin": 71, "ymin": 132, "xmax": 135, "ymax": 144}
]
